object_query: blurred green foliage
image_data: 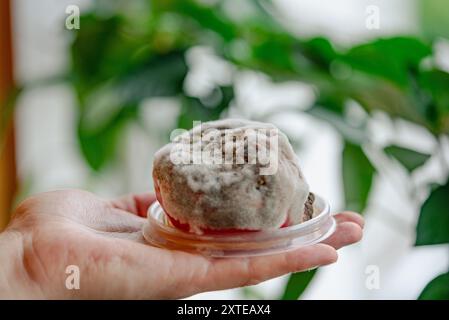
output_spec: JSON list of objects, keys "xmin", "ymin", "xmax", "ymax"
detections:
[
  {"xmin": 18, "ymin": 0, "xmax": 449, "ymax": 299},
  {"xmin": 281, "ymin": 269, "xmax": 317, "ymax": 300},
  {"xmin": 416, "ymin": 181, "xmax": 449, "ymax": 246},
  {"xmin": 418, "ymin": 271, "xmax": 449, "ymax": 300},
  {"xmin": 342, "ymin": 142, "xmax": 375, "ymax": 213},
  {"xmin": 384, "ymin": 145, "xmax": 431, "ymax": 172},
  {"xmin": 419, "ymin": 0, "xmax": 449, "ymax": 39}
]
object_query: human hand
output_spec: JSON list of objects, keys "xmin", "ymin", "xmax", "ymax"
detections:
[{"xmin": 0, "ymin": 189, "xmax": 363, "ymax": 299}]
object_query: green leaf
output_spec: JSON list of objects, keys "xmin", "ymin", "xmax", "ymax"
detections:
[
  {"xmin": 112, "ymin": 50, "xmax": 188, "ymax": 104},
  {"xmin": 78, "ymin": 105, "xmax": 137, "ymax": 171},
  {"xmin": 418, "ymin": 70, "xmax": 449, "ymax": 133},
  {"xmin": 177, "ymin": 86, "xmax": 234, "ymax": 129},
  {"xmin": 384, "ymin": 145, "xmax": 431, "ymax": 172},
  {"xmin": 70, "ymin": 12, "xmax": 159, "ymax": 100},
  {"xmin": 77, "ymin": 50, "xmax": 187, "ymax": 171},
  {"xmin": 81, "ymin": 50, "xmax": 187, "ymax": 127},
  {"xmin": 70, "ymin": 14, "xmax": 123, "ymax": 90},
  {"xmin": 342, "ymin": 142, "xmax": 375, "ymax": 213},
  {"xmin": 348, "ymin": 77, "xmax": 433, "ymax": 132},
  {"xmin": 419, "ymin": 70, "xmax": 449, "ymax": 114},
  {"xmin": 251, "ymin": 36, "xmax": 296, "ymax": 72},
  {"xmin": 415, "ymin": 180, "xmax": 449, "ymax": 246},
  {"xmin": 281, "ymin": 269, "xmax": 317, "ymax": 300},
  {"xmin": 299, "ymin": 37, "xmax": 339, "ymax": 70},
  {"xmin": 343, "ymin": 37, "xmax": 432, "ymax": 87},
  {"xmin": 418, "ymin": 271, "xmax": 449, "ymax": 300},
  {"xmin": 156, "ymin": 0, "xmax": 237, "ymax": 42}
]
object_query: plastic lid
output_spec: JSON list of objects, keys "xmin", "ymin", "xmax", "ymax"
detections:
[{"xmin": 142, "ymin": 194, "xmax": 336, "ymax": 257}]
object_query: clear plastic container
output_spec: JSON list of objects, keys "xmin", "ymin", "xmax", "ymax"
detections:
[{"xmin": 142, "ymin": 194, "xmax": 336, "ymax": 257}]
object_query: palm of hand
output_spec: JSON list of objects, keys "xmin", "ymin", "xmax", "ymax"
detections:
[{"xmin": 7, "ymin": 190, "xmax": 363, "ymax": 299}]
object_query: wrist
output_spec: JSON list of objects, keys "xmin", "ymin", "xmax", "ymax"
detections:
[{"xmin": 0, "ymin": 229, "xmax": 41, "ymax": 299}]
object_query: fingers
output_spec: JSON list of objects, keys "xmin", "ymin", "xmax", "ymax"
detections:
[
  {"xmin": 322, "ymin": 221, "xmax": 363, "ymax": 250},
  {"xmin": 194, "ymin": 212, "xmax": 364, "ymax": 294},
  {"xmin": 333, "ymin": 211, "xmax": 364, "ymax": 229},
  {"xmin": 98, "ymin": 212, "xmax": 145, "ymax": 233},
  {"xmin": 320, "ymin": 211, "xmax": 363, "ymax": 250},
  {"xmin": 99, "ymin": 193, "xmax": 156, "ymax": 233},
  {"xmin": 92, "ymin": 209, "xmax": 363, "ymax": 299},
  {"xmin": 197, "ymin": 244, "xmax": 338, "ymax": 292},
  {"xmin": 95, "ymin": 241, "xmax": 337, "ymax": 299},
  {"xmin": 110, "ymin": 193, "xmax": 157, "ymax": 217}
]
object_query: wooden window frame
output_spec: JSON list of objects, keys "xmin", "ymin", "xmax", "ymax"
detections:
[{"xmin": 0, "ymin": 0, "xmax": 17, "ymax": 230}]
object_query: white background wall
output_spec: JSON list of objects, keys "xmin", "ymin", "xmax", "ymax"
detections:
[{"xmin": 11, "ymin": 0, "xmax": 449, "ymax": 299}]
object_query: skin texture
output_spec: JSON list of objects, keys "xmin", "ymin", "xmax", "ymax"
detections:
[{"xmin": 0, "ymin": 189, "xmax": 364, "ymax": 299}]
